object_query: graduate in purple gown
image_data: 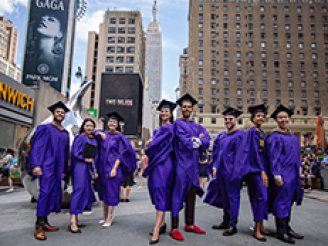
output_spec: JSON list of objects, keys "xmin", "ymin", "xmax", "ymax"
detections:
[
  {"xmin": 69, "ymin": 118, "xmax": 98, "ymax": 233},
  {"xmin": 243, "ymin": 104, "xmax": 274, "ymax": 242},
  {"xmin": 30, "ymin": 101, "xmax": 70, "ymax": 241},
  {"xmin": 170, "ymin": 93, "xmax": 210, "ymax": 241},
  {"xmin": 267, "ymin": 105, "xmax": 304, "ymax": 244},
  {"xmin": 143, "ymin": 99, "xmax": 176, "ymax": 245},
  {"xmin": 204, "ymin": 107, "xmax": 245, "ymax": 237},
  {"xmin": 95, "ymin": 112, "xmax": 136, "ymax": 228}
]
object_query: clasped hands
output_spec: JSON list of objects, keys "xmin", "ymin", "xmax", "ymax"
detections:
[{"xmin": 192, "ymin": 133, "xmax": 204, "ymax": 149}]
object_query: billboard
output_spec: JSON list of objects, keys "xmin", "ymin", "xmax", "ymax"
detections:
[
  {"xmin": 22, "ymin": 0, "xmax": 71, "ymax": 93},
  {"xmin": 99, "ymin": 73, "xmax": 143, "ymax": 137}
]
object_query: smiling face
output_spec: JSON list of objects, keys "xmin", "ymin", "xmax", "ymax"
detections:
[
  {"xmin": 37, "ymin": 15, "xmax": 61, "ymax": 38},
  {"xmin": 224, "ymin": 115, "xmax": 237, "ymax": 130},
  {"xmin": 275, "ymin": 111, "xmax": 290, "ymax": 130},
  {"xmin": 107, "ymin": 118, "xmax": 119, "ymax": 132},
  {"xmin": 83, "ymin": 121, "xmax": 95, "ymax": 135},
  {"xmin": 181, "ymin": 101, "xmax": 193, "ymax": 119},
  {"xmin": 252, "ymin": 112, "xmax": 266, "ymax": 127},
  {"xmin": 160, "ymin": 108, "xmax": 172, "ymax": 123},
  {"xmin": 53, "ymin": 108, "xmax": 65, "ymax": 123}
]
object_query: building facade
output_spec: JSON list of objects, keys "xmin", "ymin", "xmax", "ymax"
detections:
[
  {"xmin": 84, "ymin": 10, "xmax": 146, "ymax": 114},
  {"xmin": 0, "ymin": 16, "xmax": 18, "ymax": 65},
  {"xmin": 146, "ymin": 0, "xmax": 163, "ymax": 102},
  {"xmin": 185, "ymin": 0, "xmax": 328, "ymax": 139},
  {"xmin": 0, "ymin": 56, "xmax": 21, "ymax": 82}
]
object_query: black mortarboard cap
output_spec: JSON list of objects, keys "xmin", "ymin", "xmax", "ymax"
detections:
[
  {"xmin": 270, "ymin": 104, "xmax": 294, "ymax": 119},
  {"xmin": 176, "ymin": 93, "xmax": 197, "ymax": 106},
  {"xmin": 248, "ymin": 104, "xmax": 268, "ymax": 115},
  {"xmin": 157, "ymin": 99, "xmax": 177, "ymax": 112},
  {"xmin": 222, "ymin": 107, "xmax": 243, "ymax": 118},
  {"xmin": 48, "ymin": 101, "xmax": 70, "ymax": 113},
  {"xmin": 107, "ymin": 111, "xmax": 125, "ymax": 123}
]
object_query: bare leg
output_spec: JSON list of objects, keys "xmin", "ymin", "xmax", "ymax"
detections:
[
  {"xmin": 70, "ymin": 214, "xmax": 78, "ymax": 231},
  {"xmin": 8, "ymin": 177, "xmax": 13, "ymax": 189},
  {"xmin": 161, "ymin": 212, "xmax": 166, "ymax": 227},
  {"xmin": 120, "ymin": 187, "xmax": 124, "ymax": 200},
  {"xmin": 260, "ymin": 220, "xmax": 270, "ymax": 234},
  {"xmin": 139, "ymin": 173, "xmax": 143, "ymax": 187},
  {"xmin": 199, "ymin": 177, "xmax": 205, "ymax": 191},
  {"xmin": 254, "ymin": 221, "xmax": 265, "ymax": 239},
  {"xmin": 102, "ymin": 202, "xmax": 108, "ymax": 221},
  {"xmin": 152, "ymin": 210, "xmax": 164, "ymax": 241},
  {"xmin": 0, "ymin": 174, "xmax": 2, "ymax": 183},
  {"xmin": 104, "ymin": 206, "xmax": 114, "ymax": 224},
  {"xmin": 125, "ymin": 186, "xmax": 131, "ymax": 199}
]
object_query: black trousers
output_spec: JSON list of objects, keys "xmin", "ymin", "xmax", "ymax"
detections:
[
  {"xmin": 171, "ymin": 185, "xmax": 196, "ymax": 229},
  {"xmin": 276, "ymin": 194, "xmax": 296, "ymax": 234},
  {"xmin": 35, "ymin": 216, "xmax": 48, "ymax": 229}
]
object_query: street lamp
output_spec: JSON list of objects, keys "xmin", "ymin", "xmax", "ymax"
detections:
[{"xmin": 75, "ymin": 66, "xmax": 87, "ymax": 86}]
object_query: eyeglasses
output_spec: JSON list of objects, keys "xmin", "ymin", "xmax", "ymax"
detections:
[
  {"xmin": 224, "ymin": 118, "xmax": 234, "ymax": 122},
  {"xmin": 182, "ymin": 105, "xmax": 193, "ymax": 109}
]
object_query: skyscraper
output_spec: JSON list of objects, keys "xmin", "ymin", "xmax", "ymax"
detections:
[
  {"xmin": 146, "ymin": 0, "xmax": 162, "ymax": 101},
  {"xmin": 184, "ymin": 0, "xmax": 328, "ymax": 139}
]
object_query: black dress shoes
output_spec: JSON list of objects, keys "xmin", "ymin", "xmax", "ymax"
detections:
[
  {"xmin": 149, "ymin": 238, "xmax": 159, "ymax": 245},
  {"xmin": 77, "ymin": 223, "xmax": 86, "ymax": 228},
  {"xmin": 149, "ymin": 223, "xmax": 167, "ymax": 236},
  {"xmin": 68, "ymin": 224, "xmax": 81, "ymax": 234},
  {"xmin": 223, "ymin": 227, "xmax": 237, "ymax": 236},
  {"xmin": 287, "ymin": 229, "xmax": 304, "ymax": 240},
  {"xmin": 124, "ymin": 199, "xmax": 130, "ymax": 202},
  {"xmin": 277, "ymin": 233, "xmax": 295, "ymax": 244},
  {"xmin": 212, "ymin": 222, "xmax": 229, "ymax": 230},
  {"xmin": 253, "ymin": 234, "xmax": 267, "ymax": 242}
]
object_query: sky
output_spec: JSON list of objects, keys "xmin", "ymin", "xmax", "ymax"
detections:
[{"xmin": 0, "ymin": 0, "xmax": 189, "ymax": 101}]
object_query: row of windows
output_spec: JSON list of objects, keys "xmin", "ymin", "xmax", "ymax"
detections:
[
  {"xmin": 199, "ymin": 4, "xmax": 327, "ymax": 13},
  {"xmin": 198, "ymin": 69, "xmax": 322, "ymax": 78},
  {"xmin": 108, "ymin": 27, "xmax": 136, "ymax": 34},
  {"xmin": 105, "ymin": 66, "xmax": 134, "ymax": 73},
  {"xmin": 107, "ymin": 46, "xmax": 135, "ymax": 53},
  {"xmin": 106, "ymin": 56, "xmax": 135, "ymax": 63},
  {"xmin": 198, "ymin": 87, "xmax": 321, "ymax": 98},
  {"xmin": 197, "ymin": 79, "xmax": 324, "ymax": 88},
  {"xmin": 199, "ymin": 50, "xmax": 328, "ymax": 60},
  {"xmin": 199, "ymin": 0, "xmax": 325, "ymax": 3},
  {"xmin": 108, "ymin": 36, "xmax": 137, "ymax": 43},
  {"xmin": 200, "ymin": 60, "xmax": 326, "ymax": 69},
  {"xmin": 109, "ymin": 18, "xmax": 135, "ymax": 25}
]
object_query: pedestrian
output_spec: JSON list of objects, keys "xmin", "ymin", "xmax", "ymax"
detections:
[
  {"xmin": 0, "ymin": 148, "xmax": 15, "ymax": 192},
  {"xmin": 69, "ymin": 118, "xmax": 98, "ymax": 233},
  {"xmin": 170, "ymin": 93, "xmax": 210, "ymax": 241},
  {"xmin": 244, "ymin": 104, "xmax": 273, "ymax": 241},
  {"xmin": 204, "ymin": 107, "xmax": 245, "ymax": 237},
  {"xmin": 30, "ymin": 101, "xmax": 70, "ymax": 241},
  {"xmin": 143, "ymin": 100, "xmax": 176, "ymax": 244},
  {"xmin": 198, "ymin": 151, "xmax": 209, "ymax": 191},
  {"xmin": 95, "ymin": 112, "xmax": 136, "ymax": 227},
  {"xmin": 267, "ymin": 104, "xmax": 304, "ymax": 244},
  {"xmin": 138, "ymin": 149, "xmax": 148, "ymax": 189},
  {"xmin": 120, "ymin": 173, "xmax": 135, "ymax": 202},
  {"xmin": 323, "ymin": 151, "xmax": 328, "ymax": 166}
]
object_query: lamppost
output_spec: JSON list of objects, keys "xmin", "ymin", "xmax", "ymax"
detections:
[{"xmin": 75, "ymin": 66, "xmax": 87, "ymax": 86}]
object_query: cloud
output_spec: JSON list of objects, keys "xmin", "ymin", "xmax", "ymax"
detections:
[
  {"xmin": 0, "ymin": 0, "xmax": 28, "ymax": 15},
  {"xmin": 76, "ymin": 10, "xmax": 104, "ymax": 42},
  {"xmin": 161, "ymin": 91, "xmax": 176, "ymax": 101}
]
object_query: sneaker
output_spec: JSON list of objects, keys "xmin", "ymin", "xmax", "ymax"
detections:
[
  {"xmin": 138, "ymin": 186, "xmax": 143, "ymax": 190},
  {"xmin": 6, "ymin": 188, "xmax": 14, "ymax": 193}
]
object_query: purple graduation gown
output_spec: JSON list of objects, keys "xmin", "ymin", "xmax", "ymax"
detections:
[
  {"xmin": 244, "ymin": 128, "xmax": 269, "ymax": 222},
  {"xmin": 70, "ymin": 134, "xmax": 97, "ymax": 214},
  {"xmin": 143, "ymin": 124, "xmax": 174, "ymax": 212},
  {"xmin": 171, "ymin": 119, "xmax": 210, "ymax": 217},
  {"xmin": 267, "ymin": 131, "xmax": 303, "ymax": 218},
  {"xmin": 96, "ymin": 131, "xmax": 136, "ymax": 206},
  {"xmin": 30, "ymin": 124, "xmax": 69, "ymax": 217},
  {"xmin": 204, "ymin": 130, "xmax": 245, "ymax": 218}
]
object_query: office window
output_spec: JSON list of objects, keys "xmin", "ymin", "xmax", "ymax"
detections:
[
  {"xmin": 315, "ymin": 101, "xmax": 320, "ymax": 107},
  {"xmin": 236, "ymin": 41, "xmax": 241, "ymax": 47},
  {"xmin": 128, "ymin": 27, "xmax": 135, "ymax": 34},
  {"xmin": 199, "ymin": 60, "xmax": 203, "ymax": 66},
  {"xmin": 199, "ymin": 31, "xmax": 203, "ymax": 37},
  {"xmin": 126, "ymin": 67, "xmax": 134, "ymax": 73},
  {"xmin": 199, "ymin": 88, "xmax": 203, "ymax": 94},
  {"xmin": 249, "ymin": 52, "xmax": 254, "ymax": 58},
  {"xmin": 224, "ymin": 60, "xmax": 229, "ymax": 67},
  {"xmin": 297, "ymin": 7, "xmax": 302, "ymax": 13},
  {"xmin": 299, "ymin": 53, "xmax": 304, "ymax": 59},
  {"xmin": 262, "ymin": 80, "xmax": 267, "ymax": 86},
  {"xmin": 118, "ymin": 27, "xmax": 125, "ymax": 34},
  {"xmin": 237, "ymin": 98, "xmax": 242, "ymax": 105},
  {"xmin": 110, "ymin": 18, "xmax": 116, "ymax": 24},
  {"xmin": 224, "ymin": 5, "xmax": 228, "ymax": 11},
  {"xmin": 211, "ymin": 69, "xmax": 216, "ymax": 76},
  {"xmin": 249, "ymin": 71, "xmax": 254, "ymax": 77},
  {"xmin": 261, "ymin": 33, "xmax": 266, "ymax": 38},
  {"xmin": 284, "ymin": 7, "xmax": 289, "ymax": 13},
  {"xmin": 237, "ymin": 70, "xmax": 242, "ymax": 76},
  {"xmin": 105, "ymin": 66, "xmax": 114, "ymax": 72},
  {"xmin": 263, "ymin": 90, "xmax": 268, "ymax": 96},
  {"xmin": 287, "ymin": 62, "xmax": 292, "ymax": 68},
  {"xmin": 211, "ymin": 79, "xmax": 216, "ymax": 85},
  {"xmin": 311, "ymin": 24, "xmax": 316, "ymax": 31},
  {"xmin": 288, "ymin": 81, "xmax": 293, "ymax": 87},
  {"xmin": 289, "ymin": 100, "xmax": 294, "ymax": 106},
  {"xmin": 211, "ymin": 40, "xmax": 216, "ymax": 47},
  {"xmin": 106, "ymin": 56, "xmax": 114, "ymax": 63},
  {"xmin": 250, "ymin": 89, "xmax": 255, "ymax": 96},
  {"xmin": 314, "ymin": 91, "xmax": 319, "ymax": 97},
  {"xmin": 223, "ymin": 40, "xmax": 228, "ymax": 47},
  {"xmin": 116, "ymin": 56, "xmax": 124, "ymax": 63},
  {"xmin": 274, "ymin": 61, "xmax": 279, "ymax": 67},
  {"xmin": 248, "ymin": 42, "xmax": 253, "ymax": 48},
  {"xmin": 237, "ymin": 60, "xmax": 242, "ymax": 67},
  {"xmin": 236, "ymin": 32, "xmax": 241, "ymax": 38},
  {"xmin": 314, "ymin": 81, "xmax": 319, "ymax": 88},
  {"xmin": 224, "ymin": 70, "xmax": 229, "ymax": 76},
  {"xmin": 310, "ymin": 16, "xmax": 315, "ymax": 21},
  {"xmin": 211, "ymin": 51, "xmax": 216, "ymax": 57},
  {"xmin": 211, "ymin": 32, "xmax": 216, "ymax": 37},
  {"xmin": 261, "ymin": 52, "xmax": 266, "ymax": 58},
  {"xmin": 224, "ymin": 88, "xmax": 229, "ymax": 95},
  {"xmin": 288, "ymin": 71, "xmax": 293, "ymax": 78},
  {"xmin": 272, "ymin": 6, "xmax": 277, "ymax": 12},
  {"xmin": 313, "ymin": 72, "xmax": 318, "ymax": 78},
  {"xmin": 236, "ymin": 51, "xmax": 241, "ymax": 58},
  {"xmin": 261, "ymin": 42, "xmax": 266, "ymax": 48},
  {"xmin": 237, "ymin": 80, "xmax": 242, "ymax": 86},
  {"xmin": 108, "ymin": 27, "xmax": 116, "ymax": 33},
  {"xmin": 301, "ymin": 81, "xmax": 306, "ymax": 87},
  {"xmin": 117, "ymin": 37, "xmax": 125, "ymax": 43},
  {"xmin": 199, "ymin": 69, "xmax": 203, "ymax": 75},
  {"xmin": 313, "ymin": 63, "xmax": 318, "ymax": 68},
  {"xmin": 108, "ymin": 37, "xmax": 115, "ymax": 43},
  {"xmin": 275, "ymin": 80, "xmax": 281, "ymax": 87},
  {"xmin": 115, "ymin": 66, "xmax": 124, "ymax": 72},
  {"xmin": 199, "ymin": 50, "xmax": 203, "ymax": 57},
  {"xmin": 199, "ymin": 107, "xmax": 203, "ymax": 114},
  {"xmin": 223, "ymin": 32, "xmax": 228, "ymax": 38},
  {"xmin": 302, "ymin": 90, "xmax": 307, "ymax": 97},
  {"xmin": 237, "ymin": 89, "xmax": 242, "ymax": 95},
  {"xmin": 129, "ymin": 18, "xmax": 135, "ymax": 24},
  {"xmin": 286, "ymin": 33, "xmax": 291, "ymax": 39},
  {"xmin": 236, "ymin": 14, "xmax": 241, "ymax": 21},
  {"xmin": 199, "ymin": 79, "xmax": 203, "ymax": 85},
  {"xmin": 312, "ymin": 53, "xmax": 317, "ymax": 59},
  {"xmin": 273, "ymin": 24, "xmax": 278, "ymax": 30},
  {"xmin": 276, "ymin": 100, "xmax": 281, "ymax": 106},
  {"xmin": 211, "ymin": 89, "xmax": 216, "ymax": 95},
  {"xmin": 224, "ymin": 79, "xmax": 229, "ymax": 86},
  {"xmin": 127, "ymin": 47, "xmax": 135, "ymax": 53},
  {"xmin": 260, "ymin": 15, "xmax": 265, "ymax": 21},
  {"xmin": 199, "ymin": 40, "xmax": 203, "ymax": 46},
  {"xmin": 301, "ymin": 71, "xmax": 305, "ymax": 78},
  {"xmin": 262, "ymin": 71, "xmax": 267, "ymax": 77},
  {"xmin": 127, "ymin": 37, "xmax": 135, "ymax": 43},
  {"xmin": 107, "ymin": 46, "xmax": 115, "ymax": 53},
  {"xmin": 199, "ymin": 14, "xmax": 203, "ymax": 20},
  {"xmin": 298, "ymin": 24, "xmax": 302, "ymax": 31},
  {"xmin": 287, "ymin": 53, "xmax": 292, "ymax": 59}
]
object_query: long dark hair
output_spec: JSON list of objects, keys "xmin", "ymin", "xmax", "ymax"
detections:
[
  {"xmin": 6, "ymin": 148, "xmax": 15, "ymax": 156},
  {"xmin": 159, "ymin": 109, "xmax": 174, "ymax": 126},
  {"xmin": 80, "ymin": 118, "xmax": 96, "ymax": 134}
]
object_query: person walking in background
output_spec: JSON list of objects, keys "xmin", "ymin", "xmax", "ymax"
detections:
[
  {"xmin": 170, "ymin": 93, "xmax": 210, "ymax": 241},
  {"xmin": 95, "ymin": 112, "xmax": 136, "ymax": 227},
  {"xmin": 198, "ymin": 151, "xmax": 209, "ymax": 191},
  {"xmin": 69, "ymin": 119, "xmax": 98, "ymax": 233},
  {"xmin": 143, "ymin": 100, "xmax": 176, "ymax": 244},
  {"xmin": 120, "ymin": 173, "xmax": 135, "ymax": 202},
  {"xmin": 204, "ymin": 107, "xmax": 245, "ymax": 237},
  {"xmin": 30, "ymin": 101, "xmax": 70, "ymax": 241},
  {"xmin": 267, "ymin": 105, "xmax": 304, "ymax": 244},
  {"xmin": 323, "ymin": 151, "xmax": 328, "ymax": 166},
  {"xmin": 0, "ymin": 148, "xmax": 15, "ymax": 192},
  {"xmin": 243, "ymin": 104, "xmax": 273, "ymax": 242},
  {"xmin": 138, "ymin": 149, "xmax": 148, "ymax": 189}
]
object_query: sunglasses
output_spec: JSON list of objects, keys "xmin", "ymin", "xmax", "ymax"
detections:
[{"xmin": 224, "ymin": 118, "xmax": 234, "ymax": 122}]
